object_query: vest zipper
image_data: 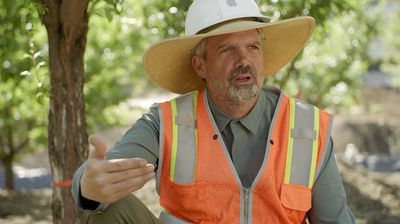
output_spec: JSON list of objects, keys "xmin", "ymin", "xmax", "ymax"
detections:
[{"xmin": 243, "ymin": 187, "xmax": 250, "ymax": 224}]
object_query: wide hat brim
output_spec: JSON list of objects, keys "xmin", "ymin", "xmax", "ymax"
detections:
[{"xmin": 143, "ymin": 16, "xmax": 315, "ymax": 94}]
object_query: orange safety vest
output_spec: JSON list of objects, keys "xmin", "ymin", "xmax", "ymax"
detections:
[{"xmin": 156, "ymin": 88, "xmax": 333, "ymax": 224}]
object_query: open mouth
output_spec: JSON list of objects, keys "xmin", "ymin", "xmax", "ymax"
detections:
[
  {"xmin": 232, "ymin": 73, "xmax": 253, "ymax": 85},
  {"xmin": 229, "ymin": 66, "xmax": 256, "ymax": 85}
]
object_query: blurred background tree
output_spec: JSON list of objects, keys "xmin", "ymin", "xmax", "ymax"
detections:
[
  {"xmin": 1, "ymin": 0, "xmax": 398, "ymax": 222},
  {"xmin": 0, "ymin": 0, "xmax": 48, "ymax": 190},
  {"xmin": 379, "ymin": 0, "xmax": 400, "ymax": 89},
  {"xmin": 32, "ymin": 0, "xmax": 90, "ymax": 222},
  {"xmin": 260, "ymin": 0, "xmax": 377, "ymax": 109}
]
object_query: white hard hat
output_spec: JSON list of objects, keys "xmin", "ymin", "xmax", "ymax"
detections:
[{"xmin": 185, "ymin": 0, "xmax": 270, "ymax": 35}]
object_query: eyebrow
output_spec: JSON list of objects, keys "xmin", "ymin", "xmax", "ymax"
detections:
[
  {"xmin": 216, "ymin": 44, "xmax": 233, "ymax": 51},
  {"xmin": 216, "ymin": 41, "xmax": 261, "ymax": 51},
  {"xmin": 248, "ymin": 41, "xmax": 262, "ymax": 46}
]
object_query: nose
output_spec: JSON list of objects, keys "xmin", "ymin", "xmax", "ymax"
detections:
[{"xmin": 235, "ymin": 48, "xmax": 251, "ymax": 67}]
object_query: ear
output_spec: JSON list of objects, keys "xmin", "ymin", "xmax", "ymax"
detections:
[{"xmin": 192, "ymin": 55, "xmax": 207, "ymax": 79}]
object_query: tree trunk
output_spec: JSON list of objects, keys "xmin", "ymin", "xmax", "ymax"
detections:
[
  {"xmin": 2, "ymin": 157, "xmax": 14, "ymax": 190},
  {"xmin": 39, "ymin": 0, "xmax": 90, "ymax": 223}
]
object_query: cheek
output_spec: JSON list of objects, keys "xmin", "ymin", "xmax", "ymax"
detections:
[
  {"xmin": 255, "ymin": 57, "xmax": 265, "ymax": 83},
  {"xmin": 209, "ymin": 61, "xmax": 232, "ymax": 79},
  {"xmin": 256, "ymin": 56, "xmax": 264, "ymax": 73}
]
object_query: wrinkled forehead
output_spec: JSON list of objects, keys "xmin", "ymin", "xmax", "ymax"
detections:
[{"xmin": 191, "ymin": 28, "xmax": 263, "ymax": 58}]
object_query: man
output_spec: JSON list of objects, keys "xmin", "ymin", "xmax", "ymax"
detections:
[{"xmin": 72, "ymin": 0, "xmax": 356, "ymax": 223}]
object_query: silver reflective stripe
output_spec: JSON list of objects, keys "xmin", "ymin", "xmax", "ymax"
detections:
[
  {"xmin": 175, "ymin": 115, "xmax": 197, "ymax": 128},
  {"xmin": 159, "ymin": 211, "xmax": 190, "ymax": 224},
  {"xmin": 314, "ymin": 115, "xmax": 334, "ymax": 182},
  {"xmin": 289, "ymin": 99, "xmax": 316, "ymax": 187},
  {"xmin": 291, "ymin": 128, "xmax": 316, "ymax": 139},
  {"xmin": 156, "ymin": 104, "xmax": 164, "ymax": 194},
  {"xmin": 173, "ymin": 92, "xmax": 197, "ymax": 184}
]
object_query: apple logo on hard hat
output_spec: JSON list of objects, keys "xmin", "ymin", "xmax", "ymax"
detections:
[{"xmin": 227, "ymin": 0, "xmax": 238, "ymax": 7}]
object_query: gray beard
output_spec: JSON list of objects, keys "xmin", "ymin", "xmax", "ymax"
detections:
[
  {"xmin": 226, "ymin": 65, "xmax": 260, "ymax": 104},
  {"xmin": 227, "ymin": 83, "xmax": 259, "ymax": 104}
]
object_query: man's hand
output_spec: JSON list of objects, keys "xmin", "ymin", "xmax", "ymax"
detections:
[{"xmin": 80, "ymin": 135, "xmax": 155, "ymax": 204}]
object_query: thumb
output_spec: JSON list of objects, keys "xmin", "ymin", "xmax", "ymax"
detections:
[{"xmin": 88, "ymin": 135, "xmax": 107, "ymax": 160}]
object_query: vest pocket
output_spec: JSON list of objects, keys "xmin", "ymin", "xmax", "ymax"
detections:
[
  {"xmin": 280, "ymin": 183, "xmax": 311, "ymax": 212},
  {"xmin": 160, "ymin": 180, "xmax": 215, "ymax": 223}
]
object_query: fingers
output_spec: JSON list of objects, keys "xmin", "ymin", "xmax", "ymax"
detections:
[
  {"xmin": 84, "ymin": 158, "xmax": 150, "ymax": 185},
  {"xmin": 88, "ymin": 135, "xmax": 107, "ymax": 160},
  {"xmin": 99, "ymin": 158, "xmax": 148, "ymax": 173},
  {"xmin": 81, "ymin": 134, "xmax": 157, "ymax": 203},
  {"xmin": 102, "ymin": 165, "xmax": 155, "ymax": 196},
  {"xmin": 106, "ymin": 172, "xmax": 154, "ymax": 203},
  {"xmin": 103, "ymin": 163, "xmax": 155, "ymax": 184},
  {"xmin": 82, "ymin": 163, "xmax": 155, "ymax": 204}
]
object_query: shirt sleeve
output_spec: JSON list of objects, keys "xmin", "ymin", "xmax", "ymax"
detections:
[
  {"xmin": 106, "ymin": 103, "xmax": 160, "ymax": 165},
  {"xmin": 71, "ymin": 103, "xmax": 161, "ymax": 212},
  {"xmin": 308, "ymin": 138, "xmax": 356, "ymax": 223}
]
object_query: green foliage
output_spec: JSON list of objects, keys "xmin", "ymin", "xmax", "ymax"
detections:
[
  {"xmin": 141, "ymin": 0, "xmax": 190, "ymax": 38},
  {"xmin": 84, "ymin": 0, "xmax": 150, "ymax": 131},
  {"xmin": 0, "ymin": 0, "xmax": 48, "ymax": 160},
  {"xmin": 83, "ymin": 0, "xmax": 190, "ymax": 132},
  {"xmin": 89, "ymin": 0, "xmax": 124, "ymax": 22},
  {"xmin": 261, "ymin": 0, "xmax": 376, "ymax": 109}
]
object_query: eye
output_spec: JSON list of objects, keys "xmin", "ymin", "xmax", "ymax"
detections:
[
  {"xmin": 219, "ymin": 47, "xmax": 234, "ymax": 54},
  {"xmin": 249, "ymin": 45, "xmax": 260, "ymax": 50}
]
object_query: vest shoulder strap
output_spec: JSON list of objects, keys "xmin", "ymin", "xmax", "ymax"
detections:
[
  {"xmin": 284, "ymin": 97, "xmax": 333, "ymax": 188},
  {"xmin": 158, "ymin": 91, "xmax": 199, "ymax": 186}
]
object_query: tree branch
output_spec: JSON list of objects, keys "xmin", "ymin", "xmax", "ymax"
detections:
[
  {"xmin": 0, "ymin": 135, "xmax": 6, "ymax": 158},
  {"xmin": 15, "ymin": 120, "xmax": 34, "ymax": 153},
  {"xmin": 4, "ymin": 106, "xmax": 15, "ymax": 154},
  {"xmin": 16, "ymin": 138, "xmax": 30, "ymax": 153}
]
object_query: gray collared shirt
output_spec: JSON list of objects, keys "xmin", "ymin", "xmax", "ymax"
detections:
[
  {"xmin": 207, "ymin": 88, "xmax": 276, "ymax": 188},
  {"xmin": 72, "ymin": 87, "xmax": 355, "ymax": 223}
]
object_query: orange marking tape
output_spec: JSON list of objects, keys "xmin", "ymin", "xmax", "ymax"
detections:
[{"xmin": 52, "ymin": 179, "xmax": 72, "ymax": 188}]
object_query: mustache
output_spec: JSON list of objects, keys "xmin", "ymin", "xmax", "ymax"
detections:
[{"xmin": 229, "ymin": 65, "xmax": 256, "ymax": 81}]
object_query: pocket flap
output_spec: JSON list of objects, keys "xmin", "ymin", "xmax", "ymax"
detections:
[{"xmin": 281, "ymin": 184, "xmax": 311, "ymax": 212}]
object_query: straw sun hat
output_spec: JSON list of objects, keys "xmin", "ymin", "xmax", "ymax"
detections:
[{"xmin": 143, "ymin": 0, "xmax": 315, "ymax": 94}]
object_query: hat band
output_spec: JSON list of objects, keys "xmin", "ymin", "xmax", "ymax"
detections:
[{"xmin": 196, "ymin": 18, "xmax": 261, "ymax": 34}]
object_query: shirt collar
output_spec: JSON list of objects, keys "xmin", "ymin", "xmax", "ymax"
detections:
[
  {"xmin": 238, "ymin": 92, "xmax": 265, "ymax": 134},
  {"xmin": 206, "ymin": 93, "xmax": 231, "ymax": 132},
  {"xmin": 206, "ymin": 91, "xmax": 266, "ymax": 134}
]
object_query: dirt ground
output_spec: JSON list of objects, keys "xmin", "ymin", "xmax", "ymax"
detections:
[{"xmin": 1, "ymin": 88, "xmax": 399, "ymax": 223}]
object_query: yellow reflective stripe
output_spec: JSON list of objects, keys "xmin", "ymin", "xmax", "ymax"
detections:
[
  {"xmin": 284, "ymin": 97, "xmax": 296, "ymax": 184},
  {"xmin": 192, "ymin": 91, "xmax": 199, "ymax": 183},
  {"xmin": 308, "ymin": 107, "xmax": 320, "ymax": 187},
  {"xmin": 170, "ymin": 99, "xmax": 178, "ymax": 182}
]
